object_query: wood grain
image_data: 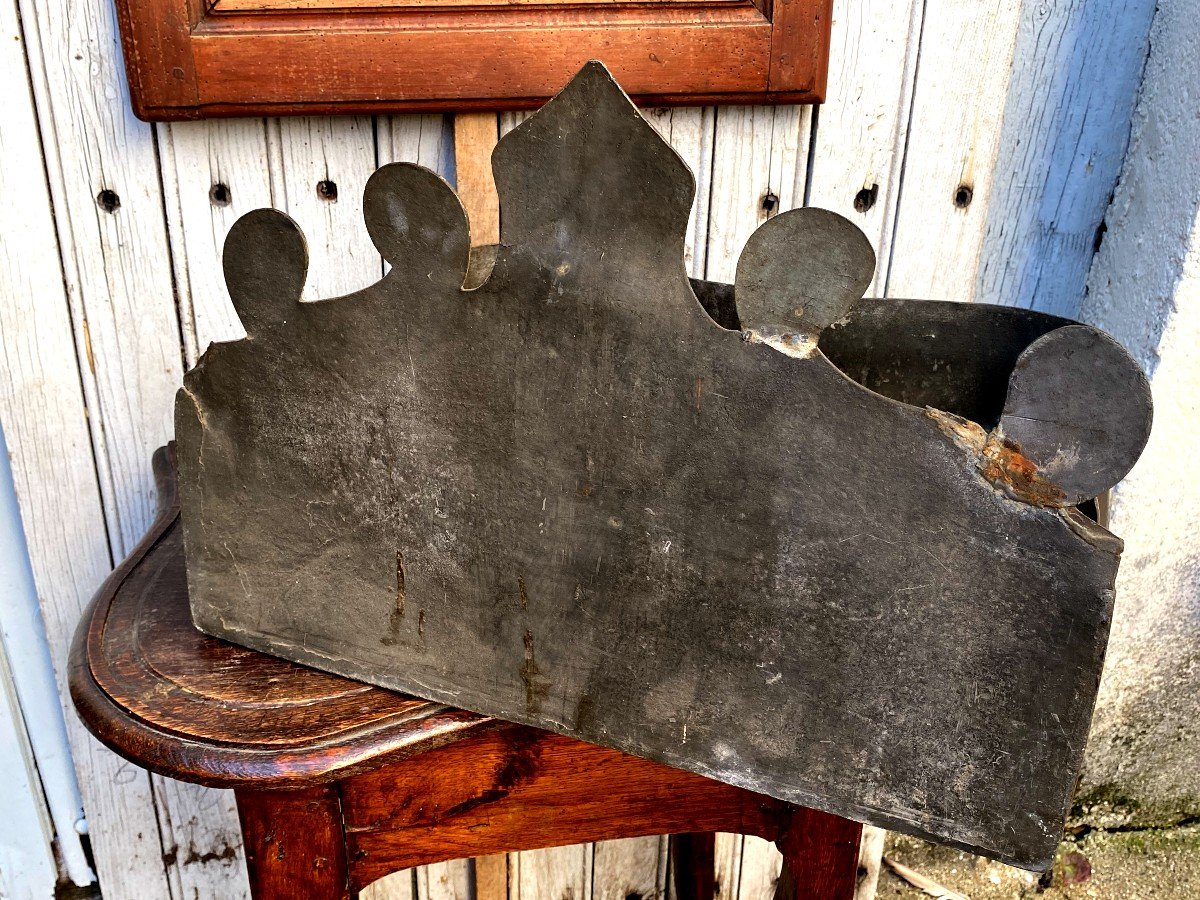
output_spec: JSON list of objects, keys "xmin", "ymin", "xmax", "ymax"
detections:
[
  {"xmin": 7, "ymin": 0, "xmax": 187, "ymax": 891},
  {"xmin": 806, "ymin": 0, "xmax": 923, "ymax": 297},
  {"xmin": 71, "ymin": 511, "xmax": 498, "ymax": 786},
  {"xmin": 270, "ymin": 115, "xmax": 381, "ymax": 301},
  {"xmin": 340, "ymin": 725, "xmax": 793, "ymax": 890},
  {"xmin": 238, "ymin": 785, "xmax": 350, "ymax": 899},
  {"xmin": 977, "ymin": 0, "xmax": 1156, "ymax": 316},
  {"xmin": 705, "ymin": 104, "xmax": 811, "ymax": 283},
  {"xmin": 886, "ymin": 0, "xmax": 1023, "ymax": 299},
  {"xmin": 454, "ymin": 113, "xmax": 501, "ymax": 247},
  {"xmin": 113, "ymin": 0, "xmax": 832, "ymax": 120},
  {"xmin": 4, "ymin": 0, "xmax": 1132, "ymax": 887}
]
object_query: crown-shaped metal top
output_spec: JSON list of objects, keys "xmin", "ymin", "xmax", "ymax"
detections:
[{"xmin": 177, "ymin": 62, "xmax": 1151, "ymax": 869}]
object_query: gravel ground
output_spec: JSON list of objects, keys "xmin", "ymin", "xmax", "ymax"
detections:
[{"xmin": 875, "ymin": 824, "xmax": 1200, "ymax": 899}]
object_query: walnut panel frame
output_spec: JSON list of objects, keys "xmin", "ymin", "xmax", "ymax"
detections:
[{"xmin": 114, "ymin": 0, "xmax": 832, "ymax": 119}]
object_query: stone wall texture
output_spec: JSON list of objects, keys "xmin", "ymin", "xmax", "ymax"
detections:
[{"xmin": 1077, "ymin": 0, "xmax": 1200, "ymax": 827}]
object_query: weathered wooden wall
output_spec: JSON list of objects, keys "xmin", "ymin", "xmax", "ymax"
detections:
[{"xmin": 1, "ymin": 0, "xmax": 1152, "ymax": 894}]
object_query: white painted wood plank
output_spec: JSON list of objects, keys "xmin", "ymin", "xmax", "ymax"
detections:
[
  {"xmin": 734, "ymin": 836, "xmax": 781, "ymax": 900},
  {"xmin": 643, "ymin": 108, "xmax": 716, "ymax": 279},
  {"xmin": 498, "ymin": 110, "xmax": 531, "ymax": 137},
  {"xmin": 514, "ymin": 844, "xmax": 594, "ymax": 900},
  {"xmin": 713, "ymin": 833, "xmax": 743, "ymax": 900},
  {"xmin": 17, "ymin": 0, "xmax": 187, "ymax": 557},
  {"xmin": 854, "ymin": 825, "xmax": 886, "ymax": 900},
  {"xmin": 886, "ymin": 0, "xmax": 1023, "ymax": 300},
  {"xmin": 592, "ymin": 836, "xmax": 667, "ymax": 900},
  {"xmin": 363, "ymin": 868, "xmax": 418, "ymax": 899},
  {"xmin": 978, "ymin": 0, "xmax": 1156, "ymax": 316},
  {"xmin": 382, "ymin": 114, "xmax": 454, "ymax": 176},
  {"xmin": 705, "ymin": 106, "xmax": 812, "ymax": 284},
  {"xmin": 269, "ymin": 116, "xmax": 381, "ymax": 300},
  {"xmin": 153, "ymin": 779, "xmax": 249, "ymax": 900},
  {"xmin": 1, "ymin": 0, "xmax": 176, "ymax": 895},
  {"xmin": 806, "ymin": 0, "xmax": 923, "ymax": 295},
  {"xmin": 417, "ymin": 859, "xmax": 472, "ymax": 900},
  {"xmin": 155, "ymin": 116, "xmax": 307, "ymax": 900},
  {"xmin": 161, "ymin": 119, "xmax": 273, "ymax": 361}
]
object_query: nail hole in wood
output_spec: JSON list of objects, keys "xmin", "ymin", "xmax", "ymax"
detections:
[
  {"xmin": 854, "ymin": 183, "xmax": 879, "ymax": 213},
  {"xmin": 760, "ymin": 191, "xmax": 779, "ymax": 214},
  {"xmin": 209, "ymin": 183, "xmax": 232, "ymax": 207},
  {"xmin": 953, "ymin": 184, "xmax": 974, "ymax": 209},
  {"xmin": 317, "ymin": 180, "xmax": 338, "ymax": 202},
  {"xmin": 96, "ymin": 189, "xmax": 120, "ymax": 213}
]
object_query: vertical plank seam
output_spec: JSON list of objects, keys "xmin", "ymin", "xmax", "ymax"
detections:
[
  {"xmin": 150, "ymin": 775, "xmax": 185, "ymax": 900},
  {"xmin": 881, "ymin": 0, "xmax": 930, "ymax": 297},
  {"xmin": 150, "ymin": 123, "xmax": 195, "ymax": 376},
  {"xmin": 158, "ymin": 125, "xmax": 201, "ymax": 367},
  {"xmin": 699, "ymin": 108, "xmax": 719, "ymax": 281},
  {"xmin": 802, "ymin": 104, "xmax": 820, "ymax": 207}
]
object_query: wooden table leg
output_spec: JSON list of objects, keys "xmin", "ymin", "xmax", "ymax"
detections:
[
  {"xmin": 236, "ymin": 784, "xmax": 350, "ymax": 900},
  {"xmin": 773, "ymin": 809, "xmax": 863, "ymax": 900},
  {"xmin": 671, "ymin": 832, "xmax": 717, "ymax": 899}
]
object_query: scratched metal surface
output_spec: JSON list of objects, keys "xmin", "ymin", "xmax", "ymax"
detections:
[{"xmin": 176, "ymin": 63, "xmax": 1152, "ymax": 869}]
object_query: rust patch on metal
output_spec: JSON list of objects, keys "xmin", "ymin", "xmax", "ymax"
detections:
[
  {"xmin": 979, "ymin": 433, "xmax": 1068, "ymax": 508},
  {"xmin": 928, "ymin": 409, "xmax": 1068, "ymax": 508}
]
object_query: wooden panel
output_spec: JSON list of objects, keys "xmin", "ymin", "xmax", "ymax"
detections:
[
  {"xmin": 162, "ymin": 118, "xmax": 274, "ymax": 360},
  {"xmin": 977, "ymin": 0, "xmax": 1156, "ymax": 316},
  {"xmin": 218, "ymin": 0, "xmax": 733, "ymax": 9},
  {"xmin": 735, "ymin": 836, "xmax": 781, "ymax": 899},
  {"xmin": 363, "ymin": 870, "xmax": 417, "ymax": 900},
  {"xmin": 187, "ymin": 20, "xmax": 773, "ymax": 112},
  {"xmin": 475, "ymin": 854, "xmax": 508, "ymax": 900},
  {"xmin": 714, "ymin": 833, "xmax": 743, "ymax": 900},
  {"xmin": 885, "ymin": 0, "xmax": 1022, "ymax": 300},
  {"xmin": 806, "ymin": 0, "xmax": 923, "ymax": 296},
  {"xmin": 237, "ymin": 786, "xmax": 350, "ymax": 898},
  {"xmin": 269, "ymin": 116, "xmax": 381, "ymax": 300},
  {"xmin": 9, "ymin": 0, "xmax": 223, "ymax": 896},
  {"xmin": 593, "ymin": 837, "xmax": 667, "ymax": 900},
  {"xmin": 114, "ymin": 0, "xmax": 832, "ymax": 120},
  {"xmin": 454, "ymin": 113, "xmax": 501, "ymax": 246},
  {"xmin": 417, "ymin": 861, "xmax": 471, "ymax": 900},
  {"xmin": 705, "ymin": 104, "xmax": 812, "ymax": 282},
  {"xmin": 514, "ymin": 845, "xmax": 593, "ymax": 900},
  {"xmin": 0, "ymin": 639, "xmax": 58, "ymax": 898},
  {"xmin": 644, "ymin": 107, "xmax": 716, "ymax": 278}
]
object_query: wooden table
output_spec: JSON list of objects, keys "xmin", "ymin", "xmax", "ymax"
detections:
[{"xmin": 69, "ymin": 448, "xmax": 863, "ymax": 899}]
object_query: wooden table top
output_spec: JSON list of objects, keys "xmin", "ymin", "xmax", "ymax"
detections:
[{"xmin": 70, "ymin": 447, "xmax": 500, "ymax": 788}]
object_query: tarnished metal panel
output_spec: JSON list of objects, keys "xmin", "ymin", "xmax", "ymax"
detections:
[{"xmin": 176, "ymin": 62, "xmax": 1152, "ymax": 869}]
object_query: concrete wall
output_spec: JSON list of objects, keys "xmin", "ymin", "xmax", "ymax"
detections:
[{"xmin": 1078, "ymin": 0, "xmax": 1200, "ymax": 828}]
